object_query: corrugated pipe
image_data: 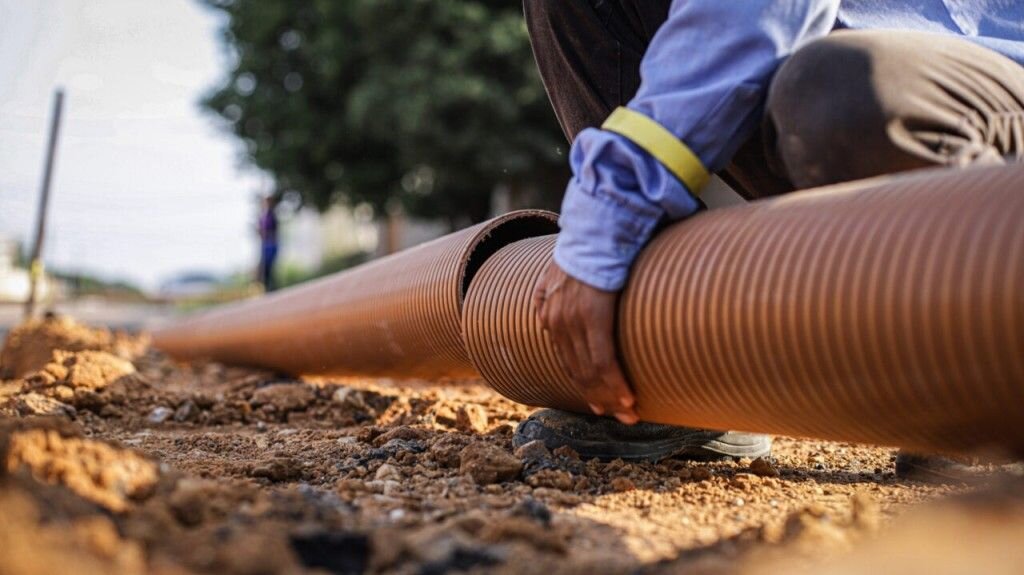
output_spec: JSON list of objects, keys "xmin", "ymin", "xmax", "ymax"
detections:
[
  {"xmin": 155, "ymin": 165, "xmax": 1024, "ymax": 454},
  {"xmin": 153, "ymin": 210, "xmax": 559, "ymax": 378},
  {"xmin": 463, "ymin": 165, "xmax": 1024, "ymax": 455}
]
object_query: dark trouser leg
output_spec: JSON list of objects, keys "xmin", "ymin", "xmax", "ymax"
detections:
[
  {"xmin": 767, "ymin": 30, "xmax": 1024, "ymax": 188},
  {"xmin": 260, "ymin": 248, "xmax": 277, "ymax": 292},
  {"xmin": 523, "ymin": 0, "xmax": 792, "ymax": 199},
  {"xmin": 523, "ymin": 0, "xmax": 669, "ymax": 141}
]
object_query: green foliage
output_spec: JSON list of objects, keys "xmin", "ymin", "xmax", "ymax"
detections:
[
  {"xmin": 275, "ymin": 250, "xmax": 371, "ymax": 289},
  {"xmin": 50, "ymin": 270, "xmax": 147, "ymax": 302},
  {"xmin": 201, "ymin": 0, "xmax": 568, "ymax": 223}
]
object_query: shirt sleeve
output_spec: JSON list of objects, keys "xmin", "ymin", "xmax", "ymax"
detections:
[{"xmin": 554, "ymin": 0, "xmax": 841, "ymax": 292}]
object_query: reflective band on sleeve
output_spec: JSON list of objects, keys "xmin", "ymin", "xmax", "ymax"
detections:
[{"xmin": 601, "ymin": 106, "xmax": 710, "ymax": 194}]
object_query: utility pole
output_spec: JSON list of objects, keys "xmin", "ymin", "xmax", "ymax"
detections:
[{"xmin": 24, "ymin": 89, "xmax": 64, "ymax": 320}]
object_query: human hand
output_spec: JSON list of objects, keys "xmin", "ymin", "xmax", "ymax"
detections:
[{"xmin": 532, "ymin": 260, "xmax": 638, "ymax": 424}]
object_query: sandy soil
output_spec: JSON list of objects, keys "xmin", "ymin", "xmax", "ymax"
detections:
[{"xmin": 1, "ymin": 315, "xmax": 1022, "ymax": 575}]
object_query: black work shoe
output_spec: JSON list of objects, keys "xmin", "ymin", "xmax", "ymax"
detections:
[{"xmin": 513, "ymin": 409, "xmax": 772, "ymax": 463}]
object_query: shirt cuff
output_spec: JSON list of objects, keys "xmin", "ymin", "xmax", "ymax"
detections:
[
  {"xmin": 553, "ymin": 179, "xmax": 663, "ymax": 292},
  {"xmin": 553, "ymin": 128, "xmax": 704, "ymax": 292}
]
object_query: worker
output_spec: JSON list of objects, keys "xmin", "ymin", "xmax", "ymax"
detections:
[
  {"xmin": 516, "ymin": 1, "xmax": 1024, "ymax": 469},
  {"xmin": 258, "ymin": 195, "xmax": 280, "ymax": 292}
]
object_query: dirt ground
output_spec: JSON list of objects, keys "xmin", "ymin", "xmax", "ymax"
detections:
[{"xmin": 1, "ymin": 315, "xmax": 1023, "ymax": 575}]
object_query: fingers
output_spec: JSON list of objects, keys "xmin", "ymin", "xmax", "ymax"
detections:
[
  {"xmin": 533, "ymin": 261, "xmax": 638, "ymax": 425},
  {"xmin": 582, "ymin": 317, "xmax": 637, "ymax": 424}
]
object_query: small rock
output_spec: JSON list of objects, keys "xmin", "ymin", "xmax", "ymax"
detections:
[
  {"xmin": 372, "ymin": 426, "xmax": 427, "ymax": 447},
  {"xmin": 375, "ymin": 463, "xmax": 402, "ymax": 481},
  {"xmin": 147, "ymin": 406, "xmax": 174, "ymax": 424},
  {"xmin": 430, "ymin": 435, "xmax": 471, "ymax": 468},
  {"xmin": 382, "ymin": 480, "xmax": 403, "ymax": 497},
  {"xmin": 514, "ymin": 439, "xmax": 551, "ymax": 462},
  {"xmin": 455, "ymin": 405, "xmax": 488, "ymax": 433},
  {"xmin": 250, "ymin": 382, "xmax": 316, "ymax": 412},
  {"xmin": 526, "ymin": 469, "xmax": 573, "ymax": 490},
  {"xmin": 433, "ymin": 403, "xmax": 459, "ymax": 427},
  {"xmin": 730, "ymin": 474, "xmax": 760, "ymax": 490},
  {"xmin": 691, "ymin": 467, "xmax": 713, "ymax": 481},
  {"xmin": 174, "ymin": 399, "xmax": 198, "ymax": 423},
  {"xmin": 252, "ymin": 456, "xmax": 303, "ymax": 482},
  {"xmin": 750, "ymin": 457, "xmax": 779, "ymax": 477},
  {"xmin": 380, "ymin": 438, "xmax": 425, "ymax": 458},
  {"xmin": 459, "ymin": 442, "xmax": 522, "ymax": 485},
  {"xmin": 610, "ymin": 477, "xmax": 635, "ymax": 492},
  {"xmin": 53, "ymin": 385, "xmax": 74, "ymax": 401},
  {"xmin": 332, "ymin": 387, "xmax": 367, "ymax": 409},
  {"xmin": 14, "ymin": 392, "xmax": 76, "ymax": 417}
]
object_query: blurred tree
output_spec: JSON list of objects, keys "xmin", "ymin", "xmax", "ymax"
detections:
[{"xmin": 201, "ymin": 0, "xmax": 569, "ymax": 226}]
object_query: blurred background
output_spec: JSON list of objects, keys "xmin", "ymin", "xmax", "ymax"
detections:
[{"xmin": 0, "ymin": 0, "xmax": 568, "ymax": 330}]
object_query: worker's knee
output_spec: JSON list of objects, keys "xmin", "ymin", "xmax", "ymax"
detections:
[{"xmin": 767, "ymin": 31, "xmax": 923, "ymax": 187}]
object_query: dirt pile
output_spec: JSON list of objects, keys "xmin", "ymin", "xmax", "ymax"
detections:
[
  {"xmin": 0, "ymin": 315, "xmax": 1021, "ymax": 574},
  {"xmin": 0, "ymin": 314, "xmax": 147, "ymax": 379},
  {"xmin": 1, "ymin": 419, "xmax": 159, "ymax": 512}
]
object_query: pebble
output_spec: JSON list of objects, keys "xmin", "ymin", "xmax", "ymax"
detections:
[
  {"xmin": 749, "ymin": 457, "xmax": 780, "ymax": 477},
  {"xmin": 147, "ymin": 406, "xmax": 174, "ymax": 424},
  {"xmin": 250, "ymin": 383, "xmax": 315, "ymax": 411},
  {"xmin": 333, "ymin": 387, "xmax": 367, "ymax": 409},
  {"xmin": 610, "ymin": 477, "xmax": 636, "ymax": 492},
  {"xmin": 375, "ymin": 463, "xmax": 402, "ymax": 481},
  {"xmin": 514, "ymin": 439, "xmax": 551, "ymax": 462},
  {"xmin": 691, "ymin": 467, "xmax": 713, "ymax": 481},
  {"xmin": 526, "ymin": 469, "xmax": 573, "ymax": 490},
  {"xmin": 459, "ymin": 442, "xmax": 522, "ymax": 485},
  {"xmin": 14, "ymin": 393, "xmax": 76, "ymax": 418},
  {"xmin": 173, "ymin": 399, "xmax": 198, "ymax": 423},
  {"xmin": 455, "ymin": 404, "xmax": 489, "ymax": 433}
]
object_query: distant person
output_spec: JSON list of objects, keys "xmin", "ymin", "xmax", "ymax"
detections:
[{"xmin": 258, "ymin": 195, "xmax": 279, "ymax": 292}]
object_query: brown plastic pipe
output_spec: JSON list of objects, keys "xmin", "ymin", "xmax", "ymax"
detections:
[
  {"xmin": 463, "ymin": 165, "xmax": 1024, "ymax": 455},
  {"xmin": 153, "ymin": 210, "xmax": 559, "ymax": 378}
]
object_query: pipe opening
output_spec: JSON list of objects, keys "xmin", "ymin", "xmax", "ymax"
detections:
[{"xmin": 460, "ymin": 211, "xmax": 559, "ymax": 304}]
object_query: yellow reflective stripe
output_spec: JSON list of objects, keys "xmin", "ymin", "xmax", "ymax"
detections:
[{"xmin": 601, "ymin": 106, "xmax": 710, "ymax": 194}]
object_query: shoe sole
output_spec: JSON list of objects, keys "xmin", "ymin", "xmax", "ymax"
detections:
[{"xmin": 514, "ymin": 421, "xmax": 772, "ymax": 463}]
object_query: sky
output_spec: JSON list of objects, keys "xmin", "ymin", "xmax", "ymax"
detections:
[{"xmin": 0, "ymin": 0, "xmax": 269, "ymax": 292}]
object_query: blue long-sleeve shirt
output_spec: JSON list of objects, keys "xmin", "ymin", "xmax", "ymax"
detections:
[{"xmin": 555, "ymin": 0, "xmax": 1024, "ymax": 292}]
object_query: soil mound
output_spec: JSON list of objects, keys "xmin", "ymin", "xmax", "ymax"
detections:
[{"xmin": 0, "ymin": 315, "xmax": 146, "ymax": 379}]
